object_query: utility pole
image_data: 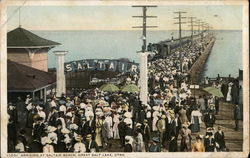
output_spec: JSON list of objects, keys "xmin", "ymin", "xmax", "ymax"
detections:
[
  {"xmin": 173, "ymin": 11, "xmax": 187, "ymax": 73},
  {"xmin": 132, "ymin": 5, "xmax": 157, "ymax": 105},
  {"xmin": 188, "ymin": 17, "xmax": 196, "ymax": 42},
  {"xmin": 132, "ymin": 5, "xmax": 157, "ymax": 52},
  {"xmin": 173, "ymin": 11, "xmax": 187, "ymax": 46},
  {"xmin": 18, "ymin": 7, "xmax": 21, "ymax": 27},
  {"xmin": 196, "ymin": 19, "xmax": 201, "ymax": 34},
  {"xmin": 201, "ymin": 21, "xmax": 206, "ymax": 40}
]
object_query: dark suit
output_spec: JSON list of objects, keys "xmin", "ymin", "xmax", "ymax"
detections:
[
  {"xmin": 48, "ymin": 112, "xmax": 58, "ymax": 127},
  {"xmin": 234, "ymin": 106, "xmax": 241, "ymax": 130},
  {"xmin": 84, "ymin": 120, "xmax": 96, "ymax": 136},
  {"xmin": 142, "ymin": 123, "xmax": 151, "ymax": 151},
  {"xmin": 28, "ymin": 140, "xmax": 43, "ymax": 152},
  {"xmin": 204, "ymin": 137, "xmax": 215, "ymax": 152},
  {"xmin": 138, "ymin": 110, "xmax": 146, "ymax": 124},
  {"xmin": 124, "ymin": 144, "xmax": 132, "ymax": 152},
  {"xmin": 204, "ymin": 114, "xmax": 216, "ymax": 128},
  {"xmin": 118, "ymin": 121, "xmax": 127, "ymax": 147},
  {"xmin": 168, "ymin": 137, "xmax": 178, "ymax": 152},
  {"xmin": 33, "ymin": 123, "xmax": 45, "ymax": 140},
  {"xmin": 86, "ymin": 140, "xmax": 99, "ymax": 152},
  {"xmin": 55, "ymin": 141, "xmax": 67, "ymax": 152},
  {"xmin": 17, "ymin": 134, "xmax": 27, "ymax": 149},
  {"xmin": 166, "ymin": 119, "xmax": 176, "ymax": 141},
  {"xmin": 214, "ymin": 131, "xmax": 226, "ymax": 151},
  {"xmin": 125, "ymin": 126, "xmax": 133, "ymax": 136},
  {"xmin": 71, "ymin": 115, "xmax": 80, "ymax": 125},
  {"xmin": 174, "ymin": 117, "xmax": 182, "ymax": 139}
]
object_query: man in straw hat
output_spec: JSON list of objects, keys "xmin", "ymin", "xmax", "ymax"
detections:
[
  {"xmin": 86, "ymin": 134, "xmax": 99, "ymax": 152},
  {"xmin": 157, "ymin": 114, "xmax": 166, "ymax": 147}
]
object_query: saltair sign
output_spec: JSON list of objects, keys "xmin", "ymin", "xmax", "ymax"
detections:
[{"xmin": 64, "ymin": 59, "xmax": 139, "ymax": 74}]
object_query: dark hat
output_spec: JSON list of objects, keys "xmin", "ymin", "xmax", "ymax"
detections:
[
  {"xmin": 37, "ymin": 117, "xmax": 43, "ymax": 121},
  {"xmin": 207, "ymin": 132, "xmax": 213, "ymax": 136}
]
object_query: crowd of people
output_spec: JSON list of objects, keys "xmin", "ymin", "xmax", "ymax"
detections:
[{"xmin": 7, "ymin": 34, "xmax": 239, "ymax": 153}]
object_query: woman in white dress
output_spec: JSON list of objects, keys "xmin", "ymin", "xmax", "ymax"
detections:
[
  {"xmin": 113, "ymin": 112, "xmax": 120, "ymax": 139},
  {"xmin": 43, "ymin": 137, "xmax": 54, "ymax": 153},
  {"xmin": 152, "ymin": 110, "xmax": 160, "ymax": 132},
  {"xmin": 106, "ymin": 114, "xmax": 113, "ymax": 139},
  {"xmin": 226, "ymin": 83, "xmax": 233, "ymax": 102}
]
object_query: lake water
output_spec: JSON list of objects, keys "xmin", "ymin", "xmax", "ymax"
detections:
[{"xmin": 34, "ymin": 30, "xmax": 242, "ymax": 78}]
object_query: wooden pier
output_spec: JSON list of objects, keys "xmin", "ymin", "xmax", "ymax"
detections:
[{"xmin": 188, "ymin": 37, "xmax": 216, "ymax": 83}]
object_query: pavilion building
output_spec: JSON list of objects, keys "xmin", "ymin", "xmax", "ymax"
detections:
[{"xmin": 7, "ymin": 27, "xmax": 61, "ymax": 102}]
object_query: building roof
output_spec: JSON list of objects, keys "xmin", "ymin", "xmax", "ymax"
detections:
[
  {"xmin": 7, "ymin": 27, "xmax": 61, "ymax": 48},
  {"xmin": 8, "ymin": 60, "xmax": 56, "ymax": 92}
]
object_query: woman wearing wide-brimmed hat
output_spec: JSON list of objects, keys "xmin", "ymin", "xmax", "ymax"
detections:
[
  {"xmin": 148, "ymin": 137, "xmax": 161, "ymax": 152},
  {"xmin": 95, "ymin": 111, "xmax": 104, "ymax": 148},
  {"xmin": 180, "ymin": 122, "xmax": 192, "ymax": 152}
]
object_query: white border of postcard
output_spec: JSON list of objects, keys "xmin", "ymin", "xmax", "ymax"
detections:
[{"xmin": 0, "ymin": 0, "xmax": 249, "ymax": 158}]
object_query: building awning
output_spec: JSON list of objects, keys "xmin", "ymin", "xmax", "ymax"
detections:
[
  {"xmin": 7, "ymin": 60, "xmax": 56, "ymax": 92},
  {"xmin": 7, "ymin": 27, "xmax": 61, "ymax": 48}
]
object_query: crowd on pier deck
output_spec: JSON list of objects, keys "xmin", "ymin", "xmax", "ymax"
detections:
[{"xmin": 7, "ymin": 35, "xmax": 240, "ymax": 153}]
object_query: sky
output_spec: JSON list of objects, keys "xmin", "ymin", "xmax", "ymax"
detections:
[{"xmin": 7, "ymin": 5, "xmax": 242, "ymax": 31}]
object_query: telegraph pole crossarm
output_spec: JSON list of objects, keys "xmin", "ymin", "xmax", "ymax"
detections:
[
  {"xmin": 132, "ymin": 5, "xmax": 158, "ymax": 52},
  {"xmin": 173, "ymin": 11, "xmax": 187, "ymax": 47},
  {"xmin": 188, "ymin": 17, "xmax": 196, "ymax": 42},
  {"xmin": 173, "ymin": 11, "xmax": 187, "ymax": 73}
]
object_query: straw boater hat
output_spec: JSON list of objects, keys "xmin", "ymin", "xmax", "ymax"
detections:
[
  {"xmin": 85, "ymin": 111, "xmax": 94, "ymax": 118},
  {"xmin": 96, "ymin": 111, "xmax": 104, "ymax": 117},
  {"xmin": 66, "ymin": 112, "xmax": 73, "ymax": 118},
  {"xmin": 95, "ymin": 108, "xmax": 102, "ymax": 113},
  {"xmin": 47, "ymin": 126, "xmax": 57, "ymax": 133},
  {"xmin": 124, "ymin": 118, "xmax": 132, "ymax": 125},
  {"xmin": 61, "ymin": 128, "xmax": 70, "ymax": 134},
  {"xmin": 135, "ymin": 123, "xmax": 142, "ymax": 127},
  {"xmin": 152, "ymin": 106, "xmax": 160, "ymax": 111},
  {"xmin": 86, "ymin": 134, "xmax": 92, "ymax": 140},
  {"xmin": 161, "ymin": 114, "xmax": 166, "ymax": 119},
  {"xmin": 75, "ymin": 135, "xmax": 83, "ymax": 141},
  {"xmin": 124, "ymin": 112, "xmax": 132, "ymax": 118},
  {"xmin": 69, "ymin": 124, "xmax": 78, "ymax": 130}
]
